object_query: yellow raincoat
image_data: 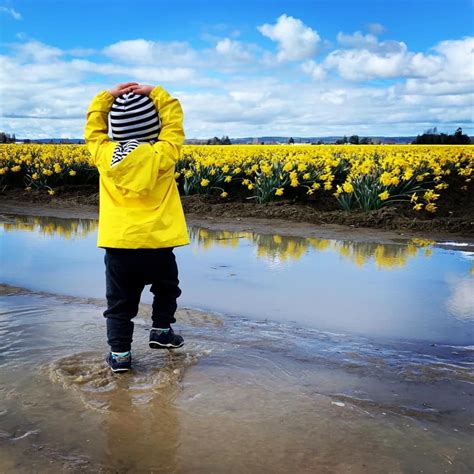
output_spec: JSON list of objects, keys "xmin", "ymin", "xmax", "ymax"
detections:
[{"xmin": 85, "ymin": 86, "xmax": 190, "ymax": 249}]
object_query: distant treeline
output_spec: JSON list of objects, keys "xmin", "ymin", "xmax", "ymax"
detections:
[
  {"xmin": 206, "ymin": 135, "xmax": 232, "ymax": 145},
  {"xmin": 412, "ymin": 127, "xmax": 471, "ymax": 145},
  {"xmin": 2, "ymin": 126, "xmax": 472, "ymax": 145},
  {"xmin": 333, "ymin": 135, "xmax": 376, "ymax": 145},
  {"xmin": 0, "ymin": 132, "xmax": 16, "ymax": 143}
]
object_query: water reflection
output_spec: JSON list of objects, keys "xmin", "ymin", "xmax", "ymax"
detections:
[
  {"xmin": 446, "ymin": 277, "xmax": 474, "ymax": 321},
  {"xmin": 1, "ymin": 215, "xmax": 97, "ymax": 239},
  {"xmin": 101, "ymin": 383, "xmax": 180, "ymax": 472},
  {"xmin": 1, "ymin": 214, "xmax": 472, "ymax": 343},
  {"xmin": 189, "ymin": 228, "xmax": 438, "ymax": 269},
  {"xmin": 0, "ymin": 215, "xmax": 439, "ymax": 270}
]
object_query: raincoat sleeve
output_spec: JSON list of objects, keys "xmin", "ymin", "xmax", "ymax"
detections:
[
  {"xmin": 84, "ymin": 90, "xmax": 117, "ymax": 168},
  {"xmin": 149, "ymin": 85, "xmax": 185, "ymax": 173}
]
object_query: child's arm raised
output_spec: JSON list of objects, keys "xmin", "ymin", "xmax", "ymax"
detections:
[
  {"xmin": 148, "ymin": 85, "xmax": 185, "ymax": 172},
  {"xmin": 131, "ymin": 84, "xmax": 185, "ymax": 170},
  {"xmin": 84, "ymin": 82, "xmax": 138, "ymax": 166},
  {"xmin": 84, "ymin": 83, "xmax": 183, "ymax": 197}
]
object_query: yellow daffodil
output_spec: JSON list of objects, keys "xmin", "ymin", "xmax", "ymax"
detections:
[{"xmin": 343, "ymin": 182, "xmax": 354, "ymax": 193}]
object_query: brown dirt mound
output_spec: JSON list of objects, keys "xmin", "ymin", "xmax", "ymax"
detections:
[{"xmin": 180, "ymin": 195, "xmax": 473, "ymax": 235}]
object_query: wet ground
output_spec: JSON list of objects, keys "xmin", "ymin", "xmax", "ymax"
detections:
[{"xmin": 0, "ymin": 214, "xmax": 473, "ymax": 473}]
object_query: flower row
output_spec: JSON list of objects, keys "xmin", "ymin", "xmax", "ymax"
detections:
[{"xmin": 0, "ymin": 144, "xmax": 472, "ymax": 212}]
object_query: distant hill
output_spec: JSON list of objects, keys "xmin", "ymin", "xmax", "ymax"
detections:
[
  {"xmin": 15, "ymin": 136, "xmax": 472, "ymax": 145},
  {"xmin": 185, "ymin": 136, "xmax": 418, "ymax": 144},
  {"xmin": 16, "ymin": 138, "xmax": 85, "ymax": 144}
]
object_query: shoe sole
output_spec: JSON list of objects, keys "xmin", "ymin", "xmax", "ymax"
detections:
[
  {"xmin": 149, "ymin": 341, "xmax": 184, "ymax": 350},
  {"xmin": 106, "ymin": 356, "xmax": 131, "ymax": 373},
  {"xmin": 109, "ymin": 366, "xmax": 130, "ymax": 373}
]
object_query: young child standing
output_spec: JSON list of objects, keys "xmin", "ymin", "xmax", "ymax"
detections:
[{"xmin": 84, "ymin": 82, "xmax": 190, "ymax": 373}]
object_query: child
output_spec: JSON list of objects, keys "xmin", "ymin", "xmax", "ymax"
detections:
[{"xmin": 84, "ymin": 82, "xmax": 190, "ymax": 373}]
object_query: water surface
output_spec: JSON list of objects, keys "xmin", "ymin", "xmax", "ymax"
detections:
[
  {"xmin": 0, "ymin": 214, "xmax": 473, "ymax": 472},
  {"xmin": 1, "ymin": 214, "xmax": 472, "ymax": 344},
  {"xmin": 0, "ymin": 287, "xmax": 473, "ymax": 473}
]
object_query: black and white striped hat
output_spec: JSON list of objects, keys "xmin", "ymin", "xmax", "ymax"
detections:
[{"xmin": 109, "ymin": 92, "xmax": 161, "ymax": 142}]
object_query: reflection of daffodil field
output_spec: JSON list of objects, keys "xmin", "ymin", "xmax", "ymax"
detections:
[
  {"xmin": 188, "ymin": 226, "xmax": 438, "ymax": 269},
  {"xmin": 2, "ymin": 216, "xmax": 471, "ymax": 272},
  {"xmin": 0, "ymin": 216, "xmax": 98, "ymax": 239},
  {"xmin": 1, "ymin": 144, "xmax": 472, "ymax": 212}
]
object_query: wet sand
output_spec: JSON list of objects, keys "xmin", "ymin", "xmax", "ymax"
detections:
[{"xmin": 0, "ymin": 284, "xmax": 473, "ymax": 473}]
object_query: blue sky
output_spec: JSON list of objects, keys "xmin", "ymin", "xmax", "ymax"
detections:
[{"xmin": 0, "ymin": 0, "xmax": 473, "ymax": 138}]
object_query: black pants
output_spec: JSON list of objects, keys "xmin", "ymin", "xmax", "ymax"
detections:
[{"xmin": 103, "ymin": 247, "xmax": 182, "ymax": 352}]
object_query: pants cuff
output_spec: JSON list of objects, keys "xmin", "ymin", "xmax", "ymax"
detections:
[{"xmin": 110, "ymin": 344, "xmax": 131, "ymax": 352}]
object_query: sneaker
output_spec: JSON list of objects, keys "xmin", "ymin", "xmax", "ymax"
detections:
[
  {"xmin": 106, "ymin": 351, "xmax": 132, "ymax": 373},
  {"xmin": 149, "ymin": 327, "xmax": 184, "ymax": 349}
]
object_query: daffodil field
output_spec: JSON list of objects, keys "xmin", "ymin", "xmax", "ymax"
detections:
[{"xmin": 1, "ymin": 144, "xmax": 472, "ymax": 213}]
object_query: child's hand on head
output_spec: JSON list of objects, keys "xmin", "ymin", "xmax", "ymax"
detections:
[
  {"xmin": 108, "ymin": 82, "xmax": 140, "ymax": 98},
  {"xmin": 131, "ymin": 84, "xmax": 154, "ymax": 96}
]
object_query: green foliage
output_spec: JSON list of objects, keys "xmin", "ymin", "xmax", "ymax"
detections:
[{"xmin": 336, "ymin": 171, "xmax": 429, "ymax": 212}]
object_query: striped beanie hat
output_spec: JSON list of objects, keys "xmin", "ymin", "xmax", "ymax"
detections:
[{"xmin": 109, "ymin": 92, "xmax": 161, "ymax": 143}]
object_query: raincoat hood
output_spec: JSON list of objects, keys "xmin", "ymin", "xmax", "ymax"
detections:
[{"xmin": 84, "ymin": 86, "xmax": 189, "ymax": 249}]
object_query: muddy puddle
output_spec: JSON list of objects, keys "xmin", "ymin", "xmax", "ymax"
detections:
[
  {"xmin": 0, "ymin": 214, "xmax": 473, "ymax": 473},
  {"xmin": 1, "ymin": 214, "xmax": 473, "ymax": 343}
]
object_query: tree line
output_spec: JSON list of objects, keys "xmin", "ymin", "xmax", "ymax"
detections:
[
  {"xmin": 412, "ymin": 127, "xmax": 471, "ymax": 145},
  {"xmin": 0, "ymin": 132, "xmax": 16, "ymax": 143},
  {"xmin": 206, "ymin": 135, "xmax": 232, "ymax": 145},
  {"xmin": 2, "ymin": 127, "xmax": 471, "ymax": 145}
]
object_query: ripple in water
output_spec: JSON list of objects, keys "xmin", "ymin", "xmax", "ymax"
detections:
[{"xmin": 46, "ymin": 345, "xmax": 212, "ymax": 411}]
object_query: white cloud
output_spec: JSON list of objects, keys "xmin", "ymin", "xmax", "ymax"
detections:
[
  {"xmin": 1, "ymin": 31, "xmax": 473, "ymax": 139},
  {"xmin": 215, "ymin": 38, "xmax": 252, "ymax": 62},
  {"xmin": 324, "ymin": 44, "xmax": 409, "ymax": 80},
  {"xmin": 301, "ymin": 60, "xmax": 326, "ymax": 80},
  {"xmin": 229, "ymin": 90, "xmax": 270, "ymax": 103},
  {"xmin": 0, "ymin": 6, "xmax": 21, "ymax": 20},
  {"xmin": 12, "ymin": 40, "xmax": 63, "ymax": 62},
  {"xmin": 103, "ymin": 39, "xmax": 198, "ymax": 66},
  {"xmin": 324, "ymin": 35, "xmax": 474, "ymax": 86},
  {"xmin": 103, "ymin": 37, "xmax": 258, "ymax": 70},
  {"xmin": 320, "ymin": 89, "xmax": 347, "ymax": 105},
  {"xmin": 402, "ymin": 79, "xmax": 474, "ymax": 96},
  {"xmin": 433, "ymin": 37, "xmax": 474, "ymax": 82},
  {"xmin": 258, "ymin": 14, "xmax": 320, "ymax": 62}
]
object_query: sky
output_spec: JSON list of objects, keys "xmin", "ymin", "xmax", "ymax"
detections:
[{"xmin": 0, "ymin": 0, "xmax": 473, "ymax": 139}]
